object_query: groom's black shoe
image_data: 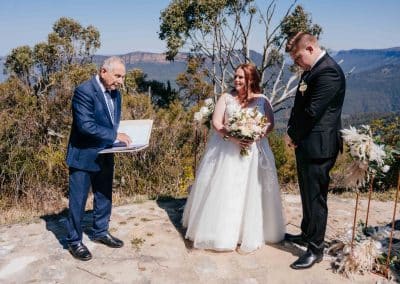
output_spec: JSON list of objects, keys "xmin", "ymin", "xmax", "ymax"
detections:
[
  {"xmin": 290, "ymin": 248, "xmax": 323, "ymax": 270},
  {"xmin": 93, "ymin": 232, "xmax": 124, "ymax": 248},
  {"xmin": 284, "ymin": 233, "xmax": 308, "ymax": 247},
  {"xmin": 68, "ymin": 242, "xmax": 92, "ymax": 261}
]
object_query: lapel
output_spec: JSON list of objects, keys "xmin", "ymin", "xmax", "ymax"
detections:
[
  {"xmin": 91, "ymin": 76, "xmax": 115, "ymax": 125},
  {"xmin": 307, "ymin": 53, "xmax": 330, "ymax": 79},
  {"xmin": 296, "ymin": 53, "xmax": 330, "ymax": 98}
]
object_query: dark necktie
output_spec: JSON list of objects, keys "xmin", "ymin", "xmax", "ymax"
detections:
[
  {"xmin": 105, "ymin": 91, "xmax": 115, "ymax": 123},
  {"xmin": 301, "ymin": 70, "xmax": 310, "ymax": 80}
]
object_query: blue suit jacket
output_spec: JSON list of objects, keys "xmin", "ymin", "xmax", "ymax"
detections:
[{"xmin": 66, "ymin": 76, "xmax": 121, "ymax": 171}]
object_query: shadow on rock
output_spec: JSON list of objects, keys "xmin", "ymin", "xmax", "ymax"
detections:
[
  {"xmin": 270, "ymin": 241, "xmax": 307, "ymax": 258},
  {"xmin": 156, "ymin": 197, "xmax": 193, "ymax": 248},
  {"xmin": 40, "ymin": 209, "xmax": 94, "ymax": 249}
]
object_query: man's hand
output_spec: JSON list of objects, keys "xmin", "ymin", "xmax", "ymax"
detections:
[
  {"xmin": 284, "ymin": 134, "xmax": 297, "ymax": 148},
  {"xmin": 116, "ymin": 133, "xmax": 132, "ymax": 146}
]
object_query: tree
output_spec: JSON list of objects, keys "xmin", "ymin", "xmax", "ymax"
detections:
[
  {"xmin": 159, "ymin": 0, "xmax": 322, "ymax": 111},
  {"xmin": 143, "ymin": 80, "xmax": 178, "ymax": 108},
  {"xmin": 4, "ymin": 46, "xmax": 34, "ymax": 87},
  {"xmin": 4, "ymin": 17, "xmax": 100, "ymax": 96},
  {"xmin": 280, "ymin": 5, "xmax": 322, "ymax": 39},
  {"xmin": 50, "ymin": 17, "xmax": 100, "ymax": 65},
  {"xmin": 124, "ymin": 68, "xmax": 178, "ymax": 108},
  {"xmin": 124, "ymin": 69, "xmax": 147, "ymax": 95},
  {"xmin": 176, "ymin": 55, "xmax": 213, "ymax": 106}
]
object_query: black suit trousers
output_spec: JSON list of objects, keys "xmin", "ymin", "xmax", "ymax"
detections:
[{"xmin": 295, "ymin": 150, "xmax": 337, "ymax": 250}]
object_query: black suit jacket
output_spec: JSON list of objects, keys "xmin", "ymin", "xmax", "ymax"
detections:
[{"xmin": 287, "ymin": 53, "xmax": 346, "ymax": 159}]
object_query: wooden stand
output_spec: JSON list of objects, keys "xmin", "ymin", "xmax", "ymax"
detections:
[
  {"xmin": 351, "ymin": 192, "xmax": 360, "ymax": 250},
  {"xmin": 385, "ymin": 171, "xmax": 400, "ymax": 279},
  {"xmin": 365, "ymin": 175, "xmax": 375, "ymax": 227}
]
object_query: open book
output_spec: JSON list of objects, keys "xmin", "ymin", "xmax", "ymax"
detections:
[{"xmin": 99, "ymin": 119, "xmax": 153, "ymax": 154}]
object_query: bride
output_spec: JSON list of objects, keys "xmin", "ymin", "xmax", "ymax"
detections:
[{"xmin": 182, "ymin": 63, "xmax": 285, "ymax": 253}]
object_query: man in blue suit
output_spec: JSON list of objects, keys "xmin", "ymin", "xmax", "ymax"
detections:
[{"xmin": 65, "ymin": 56, "xmax": 131, "ymax": 261}]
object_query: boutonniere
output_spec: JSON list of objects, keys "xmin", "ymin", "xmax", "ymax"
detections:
[{"xmin": 299, "ymin": 80, "xmax": 307, "ymax": 96}]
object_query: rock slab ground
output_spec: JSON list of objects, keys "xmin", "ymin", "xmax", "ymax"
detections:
[{"xmin": 0, "ymin": 194, "xmax": 396, "ymax": 283}]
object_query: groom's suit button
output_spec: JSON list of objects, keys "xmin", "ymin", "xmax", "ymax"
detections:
[{"xmin": 93, "ymin": 232, "xmax": 124, "ymax": 248}]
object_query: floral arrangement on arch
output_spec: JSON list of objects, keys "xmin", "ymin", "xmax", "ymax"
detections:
[
  {"xmin": 340, "ymin": 125, "xmax": 393, "ymax": 190},
  {"xmin": 194, "ymin": 98, "xmax": 215, "ymax": 129},
  {"xmin": 329, "ymin": 125, "xmax": 399, "ymax": 279}
]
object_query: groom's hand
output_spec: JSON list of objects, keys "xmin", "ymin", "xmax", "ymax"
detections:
[
  {"xmin": 117, "ymin": 132, "xmax": 132, "ymax": 146},
  {"xmin": 285, "ymin": 134, "xmax": 297, "ymax": 148}
]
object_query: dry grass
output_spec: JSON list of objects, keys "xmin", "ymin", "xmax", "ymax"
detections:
[{"xmin": 0, "ymin": 192, "xmax": 148, "ymax": 226}]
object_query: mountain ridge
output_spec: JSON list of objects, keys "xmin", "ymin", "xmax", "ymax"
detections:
[{"xmin": 1, "ymin": 47, "xmax": 399, "ymax": 115}]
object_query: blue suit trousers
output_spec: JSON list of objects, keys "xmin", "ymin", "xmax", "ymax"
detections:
[{"xmin": 66, "ymin": 154, "xmax": 114, "ymax": 245}]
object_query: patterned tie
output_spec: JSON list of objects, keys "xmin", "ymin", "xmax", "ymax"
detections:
[{"xmin": 105, "ymin": 90, "xmax": 115, "ymax": 123}]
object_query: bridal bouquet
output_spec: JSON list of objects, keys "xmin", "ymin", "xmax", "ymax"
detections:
[
  {"xmin": 225, "ymin": 107, "xmax": 269, "ymax": 156},
  {"xmin": 194, "ymin": 98, "xmax": 215, "ymax": 129},
  {"xmin": 340, "ymin": 125, "xmax": 391, "ymax": 189}
]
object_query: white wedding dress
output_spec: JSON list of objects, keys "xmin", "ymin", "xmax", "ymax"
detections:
[{"xmin": 182, "ymin": 93, "xmax": 285, "ymax": 253}]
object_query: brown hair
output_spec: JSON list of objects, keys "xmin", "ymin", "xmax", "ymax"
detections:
[
  {"xmin": 285, "ymin": 32, "xmax": 317, "ymax": 53},
  {"xmin": 234, "ymin": 63, "xmax": 261, "ymax": 106}
]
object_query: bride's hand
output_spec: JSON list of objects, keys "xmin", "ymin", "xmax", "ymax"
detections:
[
  {"xmin": 240, "ymin": 138, "xmax": 253, "ymax": 147},
  {"xmin": 229, "ymin": 136, "xmax": 253, "ymax": 147}
]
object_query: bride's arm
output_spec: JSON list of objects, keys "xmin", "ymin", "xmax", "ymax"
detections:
[
  {"xmin": 264, "ymin": 99, "xmax": 275, "ymax": 134},
  {"xmin": 212, "ymin": 93, "xmax": 229, "ymax": 137}
]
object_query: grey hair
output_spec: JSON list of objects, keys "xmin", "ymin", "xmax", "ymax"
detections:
[{"xmin": 101, "ymin": 56, "xmax": 125, "ymax": 72}]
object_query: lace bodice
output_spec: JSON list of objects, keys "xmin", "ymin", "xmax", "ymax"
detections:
[{"xmin": 224, "ymin": 93, "xmax": 269, "ymax": 121}]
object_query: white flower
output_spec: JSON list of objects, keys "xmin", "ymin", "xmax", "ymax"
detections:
[
  {"xmin": 341, "ymin": 125, "xmax": 392, "ymax": 189},
  {"xmin": 241, "ymin": 127, "xmax": 252, "ymax": 137},
  {"xmin": 194, "ymin": 112, "xmax": 203, "ymax": 122},
  {"xmin": 369, "ymin": 143, "xmax": 386, "ymax": 166},
  {"xmin": 193, "ymin": 98, "xmax": 216, "ymax": 129},
  {"xmin": 204, "ymin": 98, "xmax": 214, "ymax": 107},
  {"xmin": 199, "ymin": 106, "xmax": 209, "ymax": 116},
  {"xmin": 299, "ymin": 80, "xmax": 307, "ymax": 94},
  {"xmin": 382, "ymin": 165, "xmax": 390, "ymax": 173}
]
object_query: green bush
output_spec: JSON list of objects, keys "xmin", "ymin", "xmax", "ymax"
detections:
[{"xmin": 1, "ymin": 64, "xmax": 398, "ymax": 219}]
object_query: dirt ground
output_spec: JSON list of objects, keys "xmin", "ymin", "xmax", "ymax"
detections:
[{"xmin": 0, "ymin": 193, "xmax": 397, "ymax": 283}]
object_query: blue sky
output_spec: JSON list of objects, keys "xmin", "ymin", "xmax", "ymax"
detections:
[{"xmin": 0, "ymin": 0, "xmax": 399, "ymax": 56}]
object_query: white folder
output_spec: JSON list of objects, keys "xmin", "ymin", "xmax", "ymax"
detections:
[{"xmin": 99, "ymin": 119, "xmax": 153, "ymax": 153}]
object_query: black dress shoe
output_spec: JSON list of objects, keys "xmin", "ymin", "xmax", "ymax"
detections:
[
  {"xmin": 284, "ymin": 233, "xmax": 308, "ymax": 247},
  {"xmin": 68, "ymin": 242, "xmax": 92, "ymax": 261},
  {"xmin": 93, "ymin": 232, "xmax": 124, "ymax": 248},
  {"xmin": 290, "ymin": 249, "xmax": 323, "ymax": 269}
]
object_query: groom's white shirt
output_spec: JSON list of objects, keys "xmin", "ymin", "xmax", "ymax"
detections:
[
  {"xmin": 96, "ymin": 74, "xmax": 114, "ymax": 123},
  {"xmin": 310, "ymin": 50, "xmax": 326, "ymax": 70}
]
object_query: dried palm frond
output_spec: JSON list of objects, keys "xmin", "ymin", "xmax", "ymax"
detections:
[
  {"xmin": 343, "ymin": 161, "xmax": 369, "ymax": 189},
  {"xmin": 332, "ymin": 239, "xmax": 382, "ymax": 277}
]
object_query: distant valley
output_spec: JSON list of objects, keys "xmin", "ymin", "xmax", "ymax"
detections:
[{"xmin": 1, "ymin": 47, "xmax": 399, "ymax": 116}]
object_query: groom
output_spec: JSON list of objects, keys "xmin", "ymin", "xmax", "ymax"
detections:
[
  {"xmin": 65, "ymin": 56, "xmax": 131, "ymax": 261},
  {"xmin": 285, "ymin": 32, "xmax": 346, "ymax": 269}
]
